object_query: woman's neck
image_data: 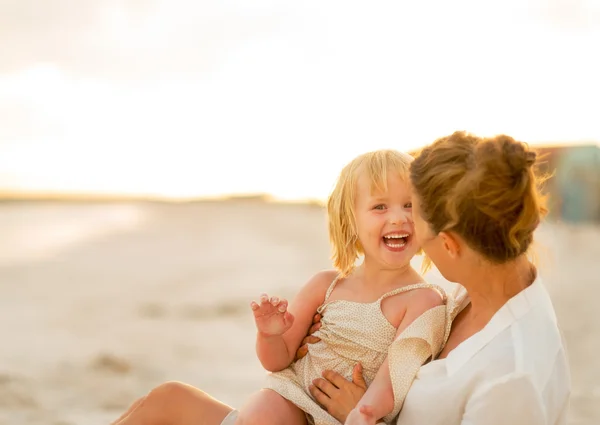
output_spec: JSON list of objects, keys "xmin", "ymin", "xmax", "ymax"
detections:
[{"xmin": 461, "ymin": 255, "xmax": 535, "ymax": 326}]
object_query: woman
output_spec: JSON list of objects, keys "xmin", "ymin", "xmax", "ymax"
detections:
[
  {"xmin": 112, "ymin": 131, "xmax": 570, "ymax": 425},
  {"xmin": 340, "ymin": 131, "xmax": 570, "ymax": 424}
]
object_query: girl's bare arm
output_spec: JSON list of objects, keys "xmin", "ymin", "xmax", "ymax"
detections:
[{"xmin": 256, "ymin": 270, "xmax": 336, "ymax": 371}]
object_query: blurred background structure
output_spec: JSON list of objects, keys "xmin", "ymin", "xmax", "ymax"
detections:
[
  {"xmin": 0, "ymin": 1, "xmax": 599, "ymax": 424},
  {"xmin": 537, "ymin": 144, "xmax": 600, "ymax": 223}
]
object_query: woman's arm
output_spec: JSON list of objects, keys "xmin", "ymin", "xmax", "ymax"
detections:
[{"xmin": 255, "ymin": 270, "xmax": 336, "ymax": 371}]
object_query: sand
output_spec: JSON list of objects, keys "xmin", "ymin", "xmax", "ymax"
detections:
[{"xmin": 0, "ymin": 200, "xmax": 597, "ymax": 425}]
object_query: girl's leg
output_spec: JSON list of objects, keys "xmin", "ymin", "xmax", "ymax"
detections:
[
  {"xmin": 235, "ymin": 389, "xmax": 307, "ymax": 425},
  {"xmin": 115, "ymin": 381, "xmax": 234, "ymax": 425}
]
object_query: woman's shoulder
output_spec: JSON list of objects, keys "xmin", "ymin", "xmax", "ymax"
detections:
[{"xmin": 454, "ymin": 278, "xmax": 568, "ymax": 392}]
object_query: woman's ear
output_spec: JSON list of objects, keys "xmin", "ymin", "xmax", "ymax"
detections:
[{"xmin": 438, "ymin": 231, "xmax": 461, "ymax": 259}]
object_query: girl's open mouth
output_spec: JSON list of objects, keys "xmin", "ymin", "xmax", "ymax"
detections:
[{"xmin": 382, "ymin": 233, "xmax": 410, "ymax": 249}]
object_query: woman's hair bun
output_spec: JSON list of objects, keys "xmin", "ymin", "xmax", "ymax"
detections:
[{"xmin": 500, "ymin": 136, "xmax": 537, "ymax": 176}]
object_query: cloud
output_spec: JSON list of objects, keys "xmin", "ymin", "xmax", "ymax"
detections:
[
  {"xmin": 2, "ymin": 0, "xmax": 598, "ymax": 82},
  {"xmin": 0, "ymin": 0, "xmax": 282, "ymax": 80},
  {"xmin": 1, "ymin": 1, "xmax": 599, "ymax": 197},
  {"xmin": 538, "ymin": 0, "xmax": 600, "ymax": 30}
]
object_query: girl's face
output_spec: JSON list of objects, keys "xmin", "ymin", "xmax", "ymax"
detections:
[{"xmin": 354, "ymin": 173, "xmax": 420, "ymax": 270}]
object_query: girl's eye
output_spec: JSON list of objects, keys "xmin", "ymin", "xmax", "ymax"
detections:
[
  {"xmin": 404, "ymin": 202, "xmax": 413, "ymax": 209},
  {"xmin": 373, "ymin": 204, "xmax": 386, "ymax": 210}
]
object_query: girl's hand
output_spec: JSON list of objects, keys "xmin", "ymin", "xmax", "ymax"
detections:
[
  {"xmin": 251, "ymin": 293, "xmax": 295, "ymax": 336},
  {"xmin": 345, "ymin": 405, "xmax": 377, "ymax": 425}
]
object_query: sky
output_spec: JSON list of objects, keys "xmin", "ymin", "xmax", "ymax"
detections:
[{"xmin": 1, "ymin": 0, "xmax": 599, "ymax": 200}]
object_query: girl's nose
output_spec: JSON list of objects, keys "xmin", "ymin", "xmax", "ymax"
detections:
[
  {"xmin": 389, "ymin": 214, "xmax": 404, "ymax": 225},
  {"xmin": 389, "ymin": 208, "xmax": 410, "ymax": 225}
]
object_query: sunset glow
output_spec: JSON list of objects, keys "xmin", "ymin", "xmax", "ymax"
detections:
[{"xmin": 1, "ymin": 1, "xmax": 599, "ymax": 200}]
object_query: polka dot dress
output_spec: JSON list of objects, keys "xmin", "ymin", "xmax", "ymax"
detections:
[{"xmin": 264, "ymin": 276, "xmax": 449, "ymax": 425}]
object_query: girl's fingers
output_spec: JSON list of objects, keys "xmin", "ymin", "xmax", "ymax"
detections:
[
  {"xmin": 359, "ymin": 405, "xmax": 375, "ymax": 417},
  {"xmin": 284, "ymin": 311, "xmax": 295, "ymax": 326},
  {"xmin": 278, "ymin": 299, "xmax": 288, "ymax": 312}
]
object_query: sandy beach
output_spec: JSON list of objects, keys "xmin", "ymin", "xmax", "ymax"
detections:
[{"xmin": 0, "ymin": 200, "xmax": 598, "ymax": 425}]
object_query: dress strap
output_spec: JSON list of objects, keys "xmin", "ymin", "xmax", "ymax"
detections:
[
  {"xmin": 378, "ymin": 282, "xmax": 448, "ymax": 303},
  {"xmin": 323, "ymin": 274, "xmax": 342, "ymax": 302}
]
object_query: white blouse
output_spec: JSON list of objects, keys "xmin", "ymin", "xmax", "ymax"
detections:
[{"xmin": 395, "ymin": 277, "xmax": 571, "ymax": 425}]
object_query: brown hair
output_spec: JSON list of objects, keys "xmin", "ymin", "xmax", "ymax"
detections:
[{"xmin": 410, "ymin": 131, "xmax": 548, "ymax": 263}]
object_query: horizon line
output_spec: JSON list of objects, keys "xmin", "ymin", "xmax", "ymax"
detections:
[{"xmin": 0, "ymin": 189, "xmax": 326, "ymax": 205}]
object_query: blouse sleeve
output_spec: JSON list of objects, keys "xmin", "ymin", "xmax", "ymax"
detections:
[
  {"xmin": 383, "ymin": 304, "xmax": 448, "ymax": 423},
  {"xmin": 462, "ymin": 374, "xmax": 546, "ymax": 425}
]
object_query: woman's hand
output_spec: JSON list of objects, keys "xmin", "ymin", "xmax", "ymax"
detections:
[
  {"xmin": 294, "ymin": 313, "xmax": 322, "ymax": 360},
  {"xmin": 309, "ymin": 364, "xmax": 368, "ymax": 423}
]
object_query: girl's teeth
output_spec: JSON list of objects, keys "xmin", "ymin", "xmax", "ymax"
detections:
[
  {"xmin": 386, "ymin": 243, "xmax": 405, "ymax": 248},
  {"xmin": 384, "ymin": 239, "xmax": 406, "ymax": 248},
  {"xmin": 383, "ymin": 233, "xmax": 408, "ymax": 248}
]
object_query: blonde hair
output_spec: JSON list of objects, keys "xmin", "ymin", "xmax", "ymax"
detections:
[{"xmin": 327, "ymin": 150, "xmax": 414, "ymax": 276}]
